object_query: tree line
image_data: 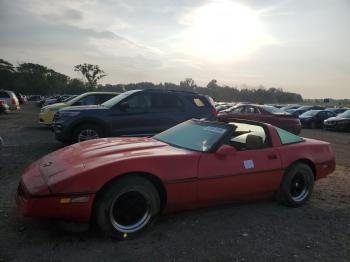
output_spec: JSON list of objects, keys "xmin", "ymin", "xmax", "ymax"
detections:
[{"xmin": 0, "ymin": 59, "xmax": 303, "ymax": 103}]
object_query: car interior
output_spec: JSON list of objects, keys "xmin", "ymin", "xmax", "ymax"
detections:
[{"xmin": 226, "ymin": 122, "xmax": 269, "ymax": 151}]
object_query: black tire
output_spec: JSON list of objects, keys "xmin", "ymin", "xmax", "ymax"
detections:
[
  {"xmin": 276, "ymin": 163, "xmax": 314, "ymax": 207},
  {"xmin": 94, "ymin": 176, "xmax": 160, "ymax": 240},
  {"xmin": 72, "ymin": 124, "xmax": 103, "ymax": 143}
]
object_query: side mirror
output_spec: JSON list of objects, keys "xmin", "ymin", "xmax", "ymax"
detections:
[
  {"xmin": 119, "ymin": 101, "xmax": 129, "ymax": 111},
  {"xmin": 216, "ymin": 145, "xmax": 236, "ymax": 157}
]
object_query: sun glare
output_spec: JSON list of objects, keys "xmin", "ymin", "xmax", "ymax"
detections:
[{"xmin": 181, "ymin": 1, "xmax": 270, "ymax": 61}]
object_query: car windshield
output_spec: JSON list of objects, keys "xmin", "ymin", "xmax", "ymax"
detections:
[
  {"xmin": 261, "ymin": 105, "xmax": 289, "ymax": 115},
  {"xmin": 300, "ymin": 110, "xmax": 320, "ymax": 117},
  {"xmin": 337, "ymin": 110, "xmax": 350, "ymax": 118},
  {"xmin": 153, "ymin": 120, "xmax": 231, "ymax": 152},
  {"xmin": 62, "ymin": 95, "xmax": 77, "ymax": 102},
  {"xmin": 102, "ymin": 90, "xmax": 140, "ymax": 108}
]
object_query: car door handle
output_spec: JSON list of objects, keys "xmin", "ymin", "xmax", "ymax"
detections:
[{"xmin": 268, "ymin": 154, "xmax": 278, "ymax": 160}]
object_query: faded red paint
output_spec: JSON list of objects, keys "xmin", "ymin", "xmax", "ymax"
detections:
[{"xmin": 16, "ymin": 126, "xmax": 335, "ymax": 223}]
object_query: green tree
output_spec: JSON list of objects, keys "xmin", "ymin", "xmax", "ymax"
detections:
[
  {"xmin": 0, "ymin": 59, "xmax": 16, "ymax": 90},
  {"xmin": 207, "ymin": 79, "xmax": 219, "ymax": 89},
  {"xmin": 180, "ymin": 78, "xmax": 196, "ymax": 90},
  {"xmin": 0, "ymin": 59, "xmax": 15, "ymax": 72},
  {"xmin": 74, "ymin": 63, "xmax": 106, "ymax": 88}
]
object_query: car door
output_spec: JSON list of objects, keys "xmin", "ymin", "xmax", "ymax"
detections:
[
  {"xmin": 197, "ymin": 123, "xmax": 282, "ymax": 204},
  {"xmin": 109, "ymin": 92, "xmax": 154, "ymax": 136},
  {"xmin": 315, "ymin": 111, "xmax": 329, "ymax": 125}
]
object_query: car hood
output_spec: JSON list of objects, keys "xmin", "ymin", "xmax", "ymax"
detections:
[
  {"xmin": 325, "ymin": 117, "xmax": 349, "ymax": 122},
  {"xmin": 38, "ymin": 137, "xmax": 190, "ymax": 192},
  {"xmin": 60, "ymin": 105, "xmax": 106, "ymax": 111},
  {"xmin": 43, "ymin": 102, "xmax": 67, "ymax": 111}
]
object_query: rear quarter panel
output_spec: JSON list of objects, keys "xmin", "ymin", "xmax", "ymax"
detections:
[{"xmin": 269, "ymin": 126, "xmax": 335, "ymax": 179}]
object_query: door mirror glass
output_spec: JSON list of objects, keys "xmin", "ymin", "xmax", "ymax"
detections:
[{"xmin": 216, "ymin": 145, "xmax": 236, "ymax": 156}]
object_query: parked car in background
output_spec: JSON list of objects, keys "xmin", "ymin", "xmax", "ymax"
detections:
[
  {"xmin": 215, "ymin": 104, "xmax": 232, "ymax": 112},
  {"xmin": 323, "ymin": 110, "xmax": 350, "ymax": 131},
  {"xmin": 299, "ymin": 110, "xmax": 336, "ymax": 129},
  {"xmin": 17, "ymin": 119, "xmax": 335, "ymax": 239},
  {"xmin": 43, "ymin": 96, "xmax": 64, "ymax": 107},
  {"xmin": 0, "ymin": 100, "xmax": 10, "ymax": 114},
  {"xmin": 39, "ymin": 92, "xmax": 119, "ymax": 125},
  {"xmin": 53, "ymin": 89, "xmax": 217, "ymax": 143},
  {"xmin": 325, "ymin": 108, "xmax": 349, "ymax": 115},
  {"xmin": 27, "ymin": 95, "xmax": 43, "ymax": 102},
  {"xmin": 14, "ymin": 92, "xmax": 26, "ymax": 104},
  {"xmin": 286, "ymin": 106, "xmax": 325, "ymax": 116},
  {"xmin": 0, "ymin": 90, "xmax": 20, "ymax": 110},
  {"xmin": 218, "ymin": 104, "xmax": 301, "ymax": 134},
  {"xmin": 280, "ymin": 105, "xmax": 302, "ymax": 111},
  {"xmin": 62, "ymin": 95, "xmax": 77, "ymax": 102}
]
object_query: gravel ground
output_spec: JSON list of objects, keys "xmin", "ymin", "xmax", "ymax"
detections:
[{"xmin": 0, "ymin": 103, "xmax": 349, "ymax": 262}]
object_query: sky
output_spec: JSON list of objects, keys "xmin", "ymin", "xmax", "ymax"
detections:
[{"xmin": 0, "ymin": 0, "xmax": 349, "ymax": 99}]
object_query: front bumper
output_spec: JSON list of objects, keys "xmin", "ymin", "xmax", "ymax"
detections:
[
  {"xmin": 52, "ymin": 122, "xmax": 71, "ymax": 142},
  {"xmin": 16, "ymin": 182, "xmax": 95, "ymax": 223},
  {"xmin": 39, "ymin": 111, "xmax": 55, "ymax": 125},
  {"xmin": 324, "ymin": 122, "xmax": 350, "ymax": 131}
]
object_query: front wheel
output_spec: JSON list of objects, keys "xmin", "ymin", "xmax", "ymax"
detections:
[
  {"xmin": 276, "ymin": 163, "xmax": 314, "ymax": 207},
  {"xmin": 94, "ymin": 176, "xmax": 160, "ymax": 239},
  {"xmin": 72, "ymin": 124, "xmax": 103, "ymax": 143}
]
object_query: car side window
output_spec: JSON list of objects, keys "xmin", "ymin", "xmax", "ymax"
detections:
[
  {"xmin": 97, "ymin": 94, "xmax": 116, "ymax": 104},
  {"xmin": 326, "ymin": 111, "xmax": 334, "ymax": 117},
  {"xmin": 150, "ymin": 94, "xmax": 183, "ymax": 110},
  {"xmin": 123, "ymin": 93, "xmax": 151, "ymax": 113},
  {"xmin": 318, "ymin": 111, "xmax": 327, "ymax": 118},
  {"xmin": 78, "ymin": 95, "xmax": 96, "ymax": 105},
  {"xmin": 231, "ymin": 106, "xmax": 244, "ymax": 113},
  {"xmin": 186, "ymin": 96, "xmax": 207, "ymax": 107},
  {"xmin": 244, "ymin": 106, "xmax": 259, "ymax": 114},
  {"xmin": 0, "ymin": 92, "xmax": 10, "ymax": 98},
  {"xmin": 276, "ymin": 128, "xmax": 304, "ymax": 145},
  {"xmin": 227, "ymin": 122, "xmax": 269, "ymax": 151}
]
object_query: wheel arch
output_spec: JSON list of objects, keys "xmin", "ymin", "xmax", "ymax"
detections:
[
  {"xmin": 286, "ymin": 159, "xmax": 316, "ymax": 179},
  {"xmin": 93, "ymin": 172, "xmax": 167, "ymax": 214},
  {"xmin": 70, "ymin": 118, "xmax": 109, "ymax": 138}
]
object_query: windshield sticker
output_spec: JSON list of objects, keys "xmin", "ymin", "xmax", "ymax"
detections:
[
  {"xmin": 244, "ymin": 160, "xmax": 254, "ymax": 169},
  {"xmin": 203, "ymin": 126, "xmax": 226, "ymax": 134}
]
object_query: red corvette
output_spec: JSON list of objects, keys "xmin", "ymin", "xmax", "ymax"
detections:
[{"xmin": 16, "ymin": 119, "xmax": 335, "ymax": 239}]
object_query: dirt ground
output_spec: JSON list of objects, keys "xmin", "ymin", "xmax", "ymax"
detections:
[{"xmin": 0, "ymin": 103, "xmax": 349, "ymax": 262}]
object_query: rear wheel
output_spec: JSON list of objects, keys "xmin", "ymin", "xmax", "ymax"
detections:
[
  {"xmin": 276, "ymin": 163, "xmax": 314, "ymax": 207},
  {"xmin": 94, "ymin": 176, "xmax": 160, "ymax": 239},
  {"xmin": 72, "ymin": 124, "xmax": 103, "ymax": 143}
]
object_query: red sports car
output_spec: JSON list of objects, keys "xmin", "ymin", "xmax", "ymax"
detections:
[
  {"xmin": 16, "ymin": 119, "xmax": 335, "ymax": 239},
  {"xmin": 218, "ymin": 104, "xmax": 301, "ymax": 134}
]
